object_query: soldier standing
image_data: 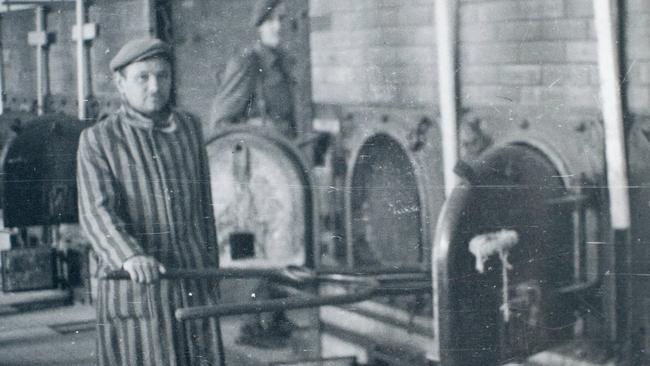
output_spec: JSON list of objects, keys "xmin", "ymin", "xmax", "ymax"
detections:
[{"xmin": 207, "ymin": 0, "xmax": 296, "ymax": 141}]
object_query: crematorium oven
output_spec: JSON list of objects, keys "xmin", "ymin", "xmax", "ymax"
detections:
[
  {"xmin": 205, "ymin": 126, "xmax": 322, "ymax": 365},
  {"xmin": 319, "ymin": 108, "xmax": 446, "ymax": 365},
  {"xmin": 1, "ymin": 113, "xmax": 89, "ymax": 299},
  {"xmin": 434, "ymin": 107, "xmax": 608, "ymax": 366}
]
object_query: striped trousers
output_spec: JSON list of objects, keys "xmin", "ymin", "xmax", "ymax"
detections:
[{"xmin": 96, "ymin": 279, "xmax": 224, "ymax": 366}]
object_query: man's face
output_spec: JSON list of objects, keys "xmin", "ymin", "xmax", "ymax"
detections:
[
  {"xmin": 258, "ymin": 3, "xmax": 285, "ymax": 48},
  {"xmin": 115, "ymin": 57, "xmax": 172, "ymax": 116}
]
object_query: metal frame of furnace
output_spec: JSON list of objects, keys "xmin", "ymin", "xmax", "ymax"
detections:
[
  {"xmin": 340, "ymin": 108, "xmax": 446, "ymax": 271},
  {"xmin": 204, "ymin": 125, "xmax": 318, "ymax": 268},
  {"xmin": 432, "ymin": 105, "xmax": 608, "ymax": 365}
]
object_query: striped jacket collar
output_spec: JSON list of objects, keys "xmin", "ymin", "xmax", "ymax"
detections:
[{"xmin": 118, "ymin": 104, "xmax": 178, "ymax": 133}]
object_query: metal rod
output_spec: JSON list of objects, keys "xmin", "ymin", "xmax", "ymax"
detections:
[
  {"xmin": 175, "ymin": 280, "xmax": 432, "ymax": 321},
  {"xmin": 143, "ymin": 0, "xmax": 157, "ymax": 37},
  {"xmin": 0, "ymin": 16, "xmax": 4, "ymax": 115},
  {"xmin": 544, "ymin": 194, "xmax": 588, "ymax": 206},
  {"xmin": 572, "ymin": 185, "xmax": 587, "ymax": 282},
  {"xmin": 0, "ymin": 0, "xmax": 38, "ymax": 12},
  {"xmin": 0, "ymin": 1, "xmax": 76, "ymax": 14},
  {"xmin": 75, "ymin": 0, "xmax": 85, "ymax": 120},
  {"xmin": 175, "ymin": 287, "xmax": 376, "ymax": 320},
  {"xmin": 35, "ymin": 6, "xmax": 44, "ymax": 115},
  {"xmin": 317, "ymin": 267, "xmax": 429, "ymax": 276},
  {"xmin": 101, "ymin": 267, "xmax": 430, "ymax": 286},
  {"xmin": 593, "ymin": 0, "xmax": 634, "ymax": 353},
  {"xmin": 594, "ymin": 0, "xmax": 630, "ymax": 231},
  {"xmin": 101, "ymin": 267, "xmax": 295, "ymax": 281},
  {"xmin": 435, "ymin": 0, "xmax": 459, "ymax": 197},
  {"xmin": 2, "ymin": 0, "xmax": 75, "ymax": 4},
  {"xmin": 101, "ymin": 266, "xmax": 432, "ymax": 321}
]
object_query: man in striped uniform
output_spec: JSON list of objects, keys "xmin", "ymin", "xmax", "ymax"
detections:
[{"xmin": 77, "ymin": 38, "xmax": 224, "ymax": 366}]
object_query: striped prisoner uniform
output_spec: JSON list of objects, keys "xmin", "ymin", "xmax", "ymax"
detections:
[{"xmin": 77, "ymin": 105, "xmax": 224, "ymax": 366}]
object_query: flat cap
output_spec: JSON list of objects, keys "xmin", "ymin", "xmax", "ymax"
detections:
[
  {"xmin": 252, "ymin": 0, "xmax": 283, "ymax": 27},
  {"xmin": 109, "ymin": 38, "xmax": 171, "ymax": 72}
]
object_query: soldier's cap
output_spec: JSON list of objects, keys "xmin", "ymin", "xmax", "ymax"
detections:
[
  {"xmin": 252, "ymin": 0, "xmax": 283, "ymax": 27},
  {"xmin": 109, "ymin": 38, "xmax": 171, "ymax": 72}
]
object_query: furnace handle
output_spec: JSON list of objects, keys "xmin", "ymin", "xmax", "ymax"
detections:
[
  {"xmin": 101, "ymin": 266, "xmax": 432, "ymax": 321},
  {"xmin": 175, "ymin": 284, "xmax": 378, "ymax": 320},
  {"xmin": 100, "ymin": 266, "xmax": 315, "ymax": 286},
  {"xmin": 174, "ymin": 272, "xmax": 431, "ymax": 321}
]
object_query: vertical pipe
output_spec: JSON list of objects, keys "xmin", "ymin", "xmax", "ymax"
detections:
[
  {"xmin": 0, "ymin": 14, "xmax": 4, "ymax": 115},
  {"xmin": 42, "ymin": 25, "xmax": 49, "ymax": 108},
  {"xmin": 593, "ymin": 0, "xmax": 633, "ymax": 351},
  {"xmin": 35, "ymin": 6, "xmax": 44, "ymax": 115},
  {"xmin": 143, "ymin": 0, "xmax": 157, "ymax": 37},
  {"xmin": 432, "ymin": 1, "xmax": 459, "ymax": 363},
  {"xmin": 76, "ymin": 0, "xmax": 86, "ymax": 120},
  {"xmin": 595, "ymin": 0, "xmax": 630, "ymax": 230},
  {"xmin": 435, "ymin": 0, "xmax": 459, "ymax": 198},
  {"xmin": 572, "ymin": 196, "xmax": 586, "ymax": 282}
]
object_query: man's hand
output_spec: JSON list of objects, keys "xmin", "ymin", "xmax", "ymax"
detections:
[{"xmin": 122, "ymin": 255, "xmax": 166, "ymax": 283}]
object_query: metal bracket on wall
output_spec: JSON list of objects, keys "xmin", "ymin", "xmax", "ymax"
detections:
[
  {"xmin": 408, "ymin": 116, "xmax": 434, "ymax": 152},
  {"xmin": 70, "ymin": 23, "xmax": 97, "ymax": 41},
  {"xmin": 459, "ymin": 116, "xmax": 492, "ymax": 160}
]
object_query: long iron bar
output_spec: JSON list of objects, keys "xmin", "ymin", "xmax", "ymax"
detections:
[
  {"xmin": 174, "ymin": 272, "xmax": 430, "ymax": 321},
  {"xmin": 176, "ymin": 285, "xmax": 377, "ymax": 320},
  {"xmin": 102, "ymin": 266, "xmax": 432, "ymax": 321},
  {"xmin": 102, "ymin": 267, "xmax": 430, "ymax": 285},
  {"xmin": 100, "ymin": 267, "xmax": 311, "ymax": 286}
]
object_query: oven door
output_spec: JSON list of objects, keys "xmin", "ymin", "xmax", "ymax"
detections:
[{"xmin": 435, "ymin": 143, "xmax": 599, "ymax": 365}]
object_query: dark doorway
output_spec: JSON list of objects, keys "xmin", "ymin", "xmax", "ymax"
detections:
[{"xmin": 350, "ymin": 134, "xmax": 424, "ymax": 269}]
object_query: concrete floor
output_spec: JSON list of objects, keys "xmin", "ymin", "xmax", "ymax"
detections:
[
  {"xmin": 0, "ymin": 299, "xmax": 327, "ymax": 366},
  {"xmin": 0, "ymin": 303, "xmax": 96, "ymax": 365},
  {"xmin": 0, "ymin": 301, "xmax": 622, "ymax": 366}
]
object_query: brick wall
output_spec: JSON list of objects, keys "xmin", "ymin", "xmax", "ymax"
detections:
[
  {"xmin": 309, "ymin": 0, "xmax": 437, "ymax": 109},
  {"xmin": 1, "ymin": 9, "xmax": 36, "ymax": 108},
  {"xmin": 0, "ymin": 1, "xmax": 150, "ymax": 115},
  {"xmin": 171, "ymin": 0, "xmax": 257, "ymax": 123},
  {"xmin": 46, "ymin": 4, "xmax": 78, "ymax": 102},
  {"xmin": 48, "ymin": 1, "xmax": 150, "ymax": 108},
  {"xmin": 624, "ymin": 0, "xmax": 650, "ymax": 115},
  {"xmin": 459, "ymin": 0, "xmax": 599, "ymax": 110},
  {"xmin": 89, "ymin": 0, "xmax": 151, "ymax": 99}
]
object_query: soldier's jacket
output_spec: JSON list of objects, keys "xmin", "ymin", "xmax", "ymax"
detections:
[{"xmin": 207, "ymin": 42, "xmax": 296, "ymax": 140}]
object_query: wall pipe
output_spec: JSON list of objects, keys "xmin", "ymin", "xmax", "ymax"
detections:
[
  {"xmin": 143, "ymin": 0, "xmax": 157, "ymax": 37},
  {"xmin": 0, "ymin": 16, "xmax": 4, "ymax": 115},
  {"xmin": 75, "ymin": 0, "xmax": 85, "ymax": 120},
  {"xmin": 0, "ymin": 1, "xmax": 30, "ymax": 12},
  {"xmin": 0, "ymin": 1, "xmax": 76, "ymax": 13},
  {"xmin": 593, "ymin": 0, "xmax": 634, "ymax": 357},
  {"xmin": 432, "ymin": 1, "xmax": 459, "ymax": 363},
  {"xmin": 435, "ymin": 0, "xmax": 459, "ymax": 198},
  {"xmin": 34, "ymin": 6, "xmax": 44, "ymax": 115}
]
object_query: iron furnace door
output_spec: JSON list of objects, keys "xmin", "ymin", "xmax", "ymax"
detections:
[{"xmin": 436, "ymin": 144, "xmax": 578, "ymax": 365}]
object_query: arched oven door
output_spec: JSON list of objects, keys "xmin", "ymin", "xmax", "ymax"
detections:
[
  {"xmin": 206, "ymin": 126, "xmax": 314, "ymax": 269},
  {"xmin": 434, "ymin": 143, "xmax": 598, "ymax": 365},
  {"xmin": 204, "ymin": 125, "xmax": 319, "ymax": 362}
]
